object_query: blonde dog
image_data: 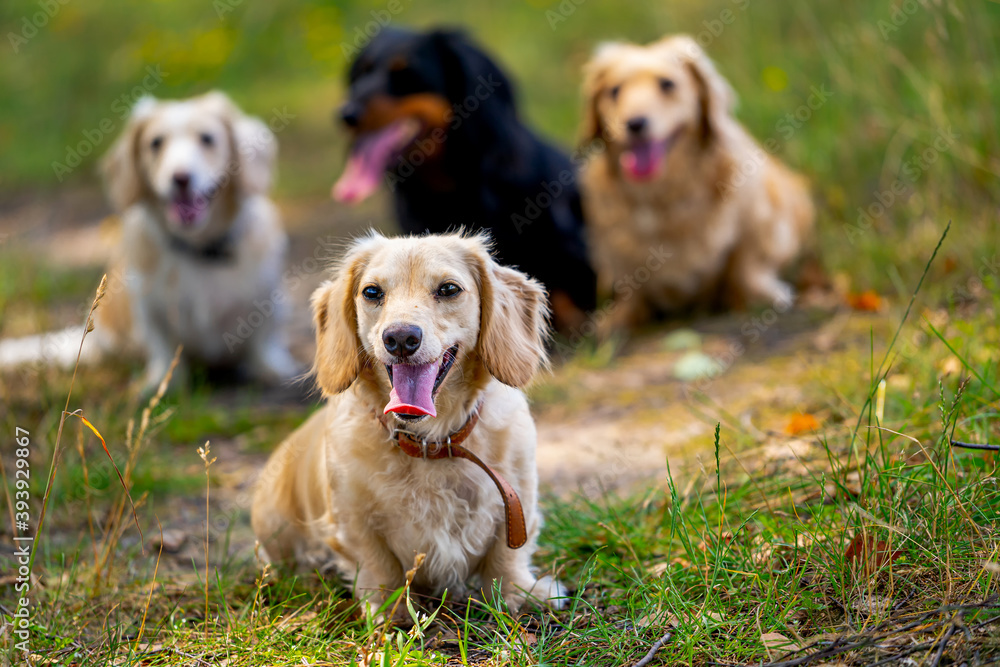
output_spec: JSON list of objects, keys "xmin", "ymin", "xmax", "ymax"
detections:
[
  {"xmin": 579, "ymin": 35, "xmax": 814, "ymax": 330},
  {"xmin": 95, "ymin": 91, "xmax": 298, "ymax": 388},
  {"xmin": 252, "ymin": 233, "xmax": 565, "ymax": 617}
]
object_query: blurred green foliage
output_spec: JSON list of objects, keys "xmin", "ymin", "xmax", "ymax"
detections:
[{"xmin": 0, "ymin": 0, "xmax": 997, "ymax": 290}]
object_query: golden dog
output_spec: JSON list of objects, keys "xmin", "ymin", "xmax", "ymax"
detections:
[
  {"xmin": 252, "ymin": 233, "xmax": 565, "ymax": 617},
  {"xmin": 579, "ymin": 35, "xmax": 814, "ymax": 330}
]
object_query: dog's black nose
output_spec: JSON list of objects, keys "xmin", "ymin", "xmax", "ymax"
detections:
[
  {"xmin": 339, "ymin": 103, "xmax": 362, "ymax": 128},
  {"xmin": 383, "ymin": 324, "xmax": 422, "ymax": 358},
  {"xmin": 173, "ymin": 172, "xmax": 191, "ymax": 189},
  {"xmin": 626, "ymin": 116, "xmax": 648, "ymax": 135}
]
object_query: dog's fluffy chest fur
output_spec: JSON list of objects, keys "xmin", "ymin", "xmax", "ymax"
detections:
[
  {"xmin": 365, "ymin": 457, "xmax": 501, "ymax": 590},
  {"xmin": 122, "ymin": 199, "xmax": 285, "ymax": 362},
  {"xmin": 580, "ymin": 144, "xmax": 748, "ymax": 300}
]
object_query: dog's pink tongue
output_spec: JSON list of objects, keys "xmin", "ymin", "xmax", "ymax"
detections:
[
  {"xmin": 169, "ymin": 197, "xmax": 208, "ymax": 227},
  {"xmin": 332, "ymin": 122, "xmax": 413, "ymax": 203},
  {"xmin": 621, "ymin": 142, "xmax": 663, "ymax": 181},
  {"xmin": 384, "ymin": 360, "xmax": 441, "ymax": 417}
]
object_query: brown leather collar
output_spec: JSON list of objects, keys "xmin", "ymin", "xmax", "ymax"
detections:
[{"xmin": 377, "ymin": 403, "xmax": 528, "ymax": 549}]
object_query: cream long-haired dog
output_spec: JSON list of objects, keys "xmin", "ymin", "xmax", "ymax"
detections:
[
  {"xmin": 252, "ymin": 233, "xmax": 565, "ymax": 617},
  {"xmin": 579, "ymin": 35, "xmax": 814, "ymax": 330},
  {"xmin": 94, "ymin": 91, "xmax": 298, "ymax": 388}
]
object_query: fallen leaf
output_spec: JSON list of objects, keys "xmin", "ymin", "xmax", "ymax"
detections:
[
  {"xmin": 761, "ymin": 632, "xmax": 801, "ymax": 657},
  {"xmin": 844, "ymin": 534, "xmax": 902, "ymax": 575},
  {"xmin": 637, "ymin": 612, "xmax": 680, "ymax": 629},
  {"xmin": 646, "ymin": 562, "xmax": 669, "ymax": 577},
  {"xmin": 784, "ymin": 413, "xmax": 819, "ymax": 435},
  {"xmin": 846, "ymin": 290, "xmax": 883, "ymax": 312}
]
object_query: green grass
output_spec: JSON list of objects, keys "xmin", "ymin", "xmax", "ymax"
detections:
[
  {"xmin": 1, "ymin": 0, "xmax": 998, "ymax": 297},
  {"xmin": 3, "ymin": 223, "xmax": 1000, "ymax": 665},
  {"xmin": 2, "ymin": 0, "xmax": 1000, "ymax": 664}
]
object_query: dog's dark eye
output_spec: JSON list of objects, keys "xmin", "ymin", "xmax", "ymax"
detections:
[
  {"xmin": 362, "ymin": 285, "xmax": 384, "ymax": 301},
  {"xmin": 609, "ymin": 85, "xmax": 621, "ymax": 100},
  {"xmin": 436, "ymin": 282, "xmax": 461, "ymax": 298},
  {"xmin": 150, "ymin": 136, "xmax": 163, "ymax": 152},
  {"xmin": 200, "ymin": 133, "xmax": 215, "ymax": 147},
  {"xmin": 659, "ymin": 78, "xmax": 675, "ymax": 93}
]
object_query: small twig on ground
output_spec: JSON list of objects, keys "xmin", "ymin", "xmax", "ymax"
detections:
[
  {"xmin": 631, "ymin": 630, "xmax": 673, "ymax": 667},
  {"xmin": 951, "ymin": 440, "xmax": 1000, "ymax": 452},
  {"xmin": 929, "ymin": 621, "xmax": 957, "ymax": 667},
  {"xmin": 198, "ymin": 441, "xmax": 217, "ymax": 640}
]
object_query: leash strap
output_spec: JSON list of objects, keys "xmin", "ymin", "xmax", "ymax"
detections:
[{"xmin": 383, "ymin": 406, "xmax": 528, "ymax": 549}]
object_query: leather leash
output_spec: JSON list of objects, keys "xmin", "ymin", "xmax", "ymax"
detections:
[{"xmin": 377, "ymin": 404, "xmax": 528, "ymax": 549}]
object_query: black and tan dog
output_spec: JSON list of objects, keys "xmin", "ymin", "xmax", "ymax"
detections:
[{"xmin": 332, "ymin": 27, "xmax": 596, "ymax": 331}]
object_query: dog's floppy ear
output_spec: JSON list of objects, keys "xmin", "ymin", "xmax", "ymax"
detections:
[
  {"xmin": 100, "ymin": 96, "xmax": 157, "ymax": 212},
  {"xmin": 201, "ymin": 90, "xmax": 277, "ymax": 195},
  {"xmin": 233, "ymin": 113, "xmax": 277, "ymax": 195},
  {"xmin": 580, "ymin": 42, "xmax": 628, "ymax": 144},
  {"xmin": 664, "ymin": 36, "xmax": 736, "ymax": 146},
  {"xmin": 311, "ymin": 237, "xmax": 380, "ymax": 395},
  {"xmin": 469, "ymin": 238, "xmax": 550, "ymax": 387}
]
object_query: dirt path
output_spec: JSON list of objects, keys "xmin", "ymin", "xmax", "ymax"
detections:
[{"xmin": 3, "ymin": 189, "xmax": 867, "ymax": 565}]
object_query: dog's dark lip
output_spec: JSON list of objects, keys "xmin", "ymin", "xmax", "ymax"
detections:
[
  {"xmin": 168, "ymin": 185, "xmax": 218, "ymax": 211},
  {"xmin": 626, "ymin": 125, "xmax": 684, "ymax": 154}
]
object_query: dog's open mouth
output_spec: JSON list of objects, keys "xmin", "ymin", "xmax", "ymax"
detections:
[
  {"xmin": 168, "ymin": 189, "xmax": 216, "ymax": 228},
  {"xmin": 620, "ymin": 129, "xmax": 682, "ymax": 181},
  {"xmin": 332, "ymin": 118, "xmax": 422, "ymax": 204},
  {"xmin": 383, "ymin": 344, "xmax": 458, "ymax": 420}
]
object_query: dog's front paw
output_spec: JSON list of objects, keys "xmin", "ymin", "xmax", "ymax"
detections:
[
  {"xmin": 527, "ymin": 575, "xmax": 568, "ymax": 610},
  {"xmin": 500, "ymin": 575, "xmax": 568, "ymax": 612}
]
